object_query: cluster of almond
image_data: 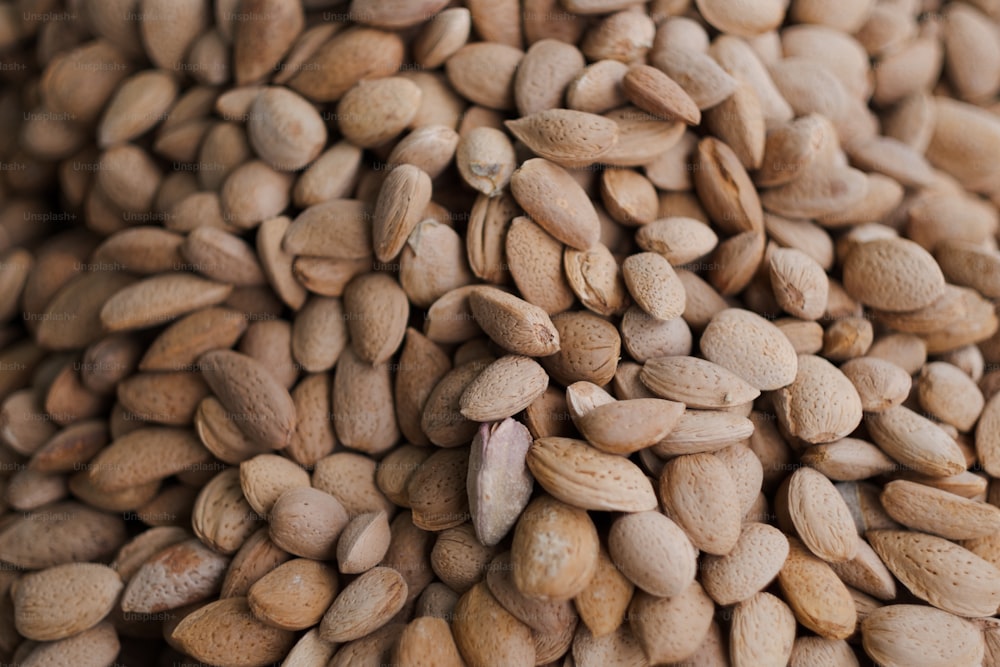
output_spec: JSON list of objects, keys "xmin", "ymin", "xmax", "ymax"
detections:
[{"xmin": 2, "ymin": 0, "xmax": 1000, "ymax": 665}]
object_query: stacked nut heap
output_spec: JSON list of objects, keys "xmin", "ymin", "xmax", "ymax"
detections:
[{"xmin": 5, "ymin": 0, "xmax": 1000, "ymax": 665}]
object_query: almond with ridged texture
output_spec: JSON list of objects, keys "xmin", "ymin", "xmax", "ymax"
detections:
[
  {"xmin": 576, "ymin": 398, "xmax": 684, "ymax": 455},
  {"xmin": 600, "ymin": 168, "xmax": 658, "ymax": 226},
  {"xmin": 694, "ymin": 137, "xmax": 764, "ymax": 235},
  {"xmin": 506, "ymin": 217, "xmax": 576, "ymax": 316},
  {"xmin": 337, "ymin": 77, "xmax": 422, "ymax": 148},
  {"xmin": 843, "ymin": 238, "xmax": 945, "ymax": 312},
  {"xmin": 661, "ymin": 452, "xmax": 742, "ymax": 556},
  {"xmin": 785, "ymin": 467, "xmax": 859, "ymax": 562},
  {"xmin": 247, "ymin": 87, "xmax": 326, "ymax": 172},
  {"xmin": 773, "ymin": 355, "xmax": 863, "ymax": 444},
  {"xmin": 506, "ymin": 109, "xmax": 618, "ymax": 169},
  {"xmin": 0, "ymin": 501, "xmax": 126, "ymax": 569},
  {"xmin": 453, "ymin": 581, "xmax": 537, "ymax": 666},
  {"xmin": 445, "ymin": 42, "xmax": 524, "ymax": 110},
  {"xmin": 14, "ymin": 563, "xmax": 122, "ymax": 641},
  {"xmin": 730, "ymin": 592, "xmax": 797, "ymax": 667},
  {"xmin": 459, "ymin": 355, "xmax": 548, "ymax": 421},
  {"xmin": 17, "ymin": 621, "xmax": 121, "ymax": 666},
  {"xmin": 510, "ymin": 158, "xmax": 600, "ymax": 251},
  {"xmin": 917, "ymin": 361, "xmax": 984, "ymax": 432},
  {"xmin": 343, "ymin": 273, "xmax": 409, "ymax": 365},
  {"xmin": 514, "ymin": 39, "xmax": 586, "ymax": 116},
  {"xmin": 880, "ymin": 480, "xmax": 1000, "ymax": 541},
  {"xmin": 36, "ymin": 271, "xmax": 135, "ymax": 350},
  {"xmin": 87, "ymin": 427, "xmax": 211, "ymax": 492},
  {"xmin": 283, "ymin": 199, "xmax": 372, "ymax": 260},
  {"xmin": 800, "ymin": 438, "xmax": 899, "ymax": 481},
  {"xmin": 320, "ymin": 566, "xmax": 407, "ymax": 643},
  {"xmin": 172, "ymin": 596, "xmax": 296, "ymax": 666},
  {"xmin": 641, "ymin": 356, "xmax": 760, "ymax": 409},
  {"xmin": 564, "ymin": 243, "xmax": 630, "ymax": 317},
  {"xmin": 702, "ymin": 522, "xmax": 789, "ymax": 605},
  {"xmin": 120, "ymin": 538, "xmax": 229, "ymax": 613},
  {"xmin": 372, "ymin": 164, "xmax": 433, "ymax": 262},
  {"xmin": 862, "ymin": 604, "xmax": 984, "ymax": 667},
  {"xmin": 407, "ymin": 447, "xmax": 471, "ymax": 532},
  {"xmin": 421, "ymin": 360, "xmax": 487, "ymax": 448},
  {"xmin": 622, "ymin": 64, "xmax": 700, "ymax": 125},
  {"xmin": 468, "ymin": 419, "xmax": 535, "ymax": 547},
  {"xmin": 511, "ymin": 495, "xmax": 599, "ymax": 601},
  {"xmin": 701, "ymin": 308, "xmax": 798, "ymax": 391},
  {"xmin": 769, "ymin": 247, "xmax": 829, "ymax": 321},
  {"xmin": 333, "ymin": 348, "xmax": 399, "ymax": 455},
  {"xmin": 566, "ymin": 60, "xmax": 629, "ymax": 114},
  {"xmin": 866, "ymin": 406, "xmax": 966, "ymax": 478},
  {"xmin": 609, "ymin": 510, "xmax": 697, "ymax": 598},
  {"xmin": 977, "ymin": 391, "xmax": 1000, "ymax": 476},
  {"xmin": 528, "ymin": 437, "xmax": 657, "ymax": 512},
  {"xmin": 221, "ymin": 161, "xmax": 294, "ymax": 229},
  {"xmin": 778, "ymin": 538, "xmax": 857, "ymax": 639},
  {"xmin": 635, "ymin": 217, "xmax": 718, "ymax": 266},
  {"xmin": 456, "ymin": 127, "xmax": 515, "ymax": 197},
  {"xmin": 840, "ymin": 357, "xmax": 911, "ymax": 412},
  {"xmin": 628, "ymin": 582, "xmax": 714, "ymax": 665},
  {"xmin": 233, "ymin": 0, "xmax": 303, "ymax": 85},
  {"xmin": 621, "ymin": 252, "xmax": 685, "ymax": 321},
  {"xmin": 394, "ymin": 328, "xmax": 451, "ymax": 447},
  {"xmin": 248, "ymin": 558, "xmax": 338, "ymax": 631},
  {"xmin": 468, "ymin": 286, "xmax": 560, "ymax": 357},
  {"xmin": 239, "ymin": 454, "xmax": 309, "ymax": 517},
  {"xmin": 869, "ymin": 529, "xmax": 1000, "ymax": 618},
  {"xmin": 198, "ymin": 349, "xmax": 296, "ymax": 450},
  {"xmin": 484, "ymin": 551, "xmax": 577, "ymax": 635}
]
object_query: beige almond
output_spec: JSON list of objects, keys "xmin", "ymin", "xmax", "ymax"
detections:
[
  {"xmin": 702, "ymin": 522, "xmax": 789, "ymax": 606},
  {"xmin": 506, "ymin": 108, "xmax": 619, "ymax": 169},
  {"xmin": 288, "ymin": 26, "xmax": 403, "ymax": 102},
  {"xmin": 773, "ymin": 355, "xmax": 863, "ymax": 444},
  {"xmin": 866, "ymin": 406, "xmax": 967, "ymax": 478},
  {"xmin": 505, "ymin": 216, "xmax": 576, "ymax": 316},
  {"xmin": 248, "ymin": 558, "xmax": 338, "ymax": 631},
  {"xmin": 511, "ymin": 495, "xmax": 599, "ymax": 601},
  {"xmin": 527, "ymin": 437, "xmax": 658, "ymax": 512},
  {"xmin": 778, "ymin": 538, "xmax": 857, "ymax": 639},
  {"xmin": 468, "ymin": 286, "xmax": 560, "ymax": 357},
  {"xmin": 701, "ymin": 308, "xmax": 798, "ymax": 391},
  {"xmin": 862, "ymin": 604, "xmax": 985, "ymax": 667},
  {"xmin": 641, "ymin": 355, "xmax": 760, "ymax": 409},
  {"xmin": 730, "ymin": 592, "xmax": 797, "ymax": 667},
  {"xmin": 880, "ymin": 480, "xmax": 1000, "ymax": 541},
  {"xmin": 785, "ymin": 467, "xmax": 859, "ymax": 563},
  {"xmin": 843, "ymin": 238, "xmax": 946, "ymax": 312},
  {"xmin": 576, "ymin": 398, "xmax": 684, "ymax": 456},
  {"xmin": 564, "ymin": 243, "xmax": 630, "ymax": 317},
  {"xmin": 621, "ymin": 252, "xmax": 685, "ymax": 321},
  {"xmin": 372, "ymin": 164, "xmax": 433, "ymax": 263},
  {"xmin": 661, "ymin": 452, "xmax": 742, "ymax": 556},
  {"xmin": 628, "ymin": 582, "xmax": 715, "ymax": 665},
  {"xmin": 14, "ymin": 563, "xmax": 122, "ymax": 641},
  {"xmin": 459, "ymin": 355, "xmax": 548, "ymax": 422},
  {"xmin": 510, "ymin": 158, "xmax": 601, "ymax": 251},
  {"xmin": 452, "ymin": 581, "xmax": 536, "ymax": 666},
  {"xmin": 868, "ymin": 529, "xmax": 1000, "ymax": 618},
  {"xmin": 120, "ymin": 538, "xmax": 228, "ymax": 614}
]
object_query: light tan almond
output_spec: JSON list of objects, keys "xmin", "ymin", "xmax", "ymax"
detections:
[
  {"xmin": 248, "ymin": 558, "xmax": 338, "ymax": 631},
  {"xmin": 510, "ymin": 158, "xmax": 600, "ymax": 251},
  {"xmin": 622, "ymin": 64, "xmax": 700, "ymax": 125},
  {"xmin": 880, "ymin": 479, "xmax": 1000, "ymax": 540},
  {"xmin": 576, "ymin": 398, "xmax": 684, "ymax": 456},
  {"xmin": 843, "ymin": 238, "xmax": 946, "ymax": 312},
  {"xmin": 288, "ymin": 27, "xmax": 403, "ymax": 102},
  {"xmin": 506, "ymin": 109, "xmax": 619, "ymax": 169},
  {"xmin": 333, "ymin": 346, "xmax": 399, "ymax": 455},
  {"xmin": 100, "ymin": 273, "xmax": 232, "ymax": 333},
  {"xmin": 701, "ymin": 308, "xmax": 799, "ymax": 391},
  {"xmin": 563, "ymin": 243, "xmax": 630, "ymax": 317},
  {"xmin": 468, "ymin": 286, "xmax": 560, "ymax": 357},
  {"xmin": 527, "ymin": 437, "xmax": 658, "ymax": 512},
  {"xmin": 172, "ymin": 596, "xmax": 296, "ymax": 666},
  {"xmin": 862, "ymin": 604, "xmax": 985, "ymax": 667},
  {"xmin": 621, "ymin": 252, "xmax": 685, "ymax": 321},
  {"xmin": 694, "ymin": 136, "xmax": 764, "ymax": 235},
  {"xmin": 459, "ymin": 355, "xmax": 548, "ymax": 422},
  {"xmin": 786, "ymin": 467, "xmax": 859, "ymax": 563},
  {"xmin": 866, "ymin": 406, "xmax": 967, "ymax": 478},
  {"xmin": 121, "ymin": 538, "xmax": 228, "ymax": 614},
  {"xmin": 343, "ymin": 272, "xmax": 409, "ymax": 366},
  {"xmin": 641, "ymin": 355, "xmax": 760, "ymax": 409},
  {"xmin": 628, "ymin": 582, "xmax": 715, "ymax": 665},
  {"xmin": 702, "ymin": 522, "xmax": 789, "ymax": 605},
  {"xmin": 773, "ymin": 355, "xmax": 863, "ymax": 444},
  {"xmin": 452, "ymin": 581, "xmax": 536, "ymax": 666},
  {"xmin": 468, "ymin": 419, "xmax": 535, "ymax": 548},
  {"xmin": 800, "ymin": 437, "xmax": 899, "ymax": 481},
  {"xmin": 868, "ymin": 530, "xmax": 1000, "ymax": 618},
  {"xmin": 505, "ymin": 216, "xmax": 576, "ymax": 316},
  {"xmin": 730, "ymin": 591, "xmax": 797, "ymax": 667},
  {"xmin": 372, "ymin": 164, "xmax": 433, "ymax": 263},
  {"xmin": 661, "ymin": 452, "xmax": 742, "ymax": 555}
]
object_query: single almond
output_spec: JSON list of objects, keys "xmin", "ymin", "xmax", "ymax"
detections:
[
  {"xmin": 510, "ymin": 158, "xmax": 601, "ymax": 251},
  {"xmin": 171, "ymin": 597, "xmax": 296, "ymax": 666}
]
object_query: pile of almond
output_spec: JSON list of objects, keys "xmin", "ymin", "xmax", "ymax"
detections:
[{"xmin": 2, "ymin": 0, "xmax": 1000, "ymax": 665}]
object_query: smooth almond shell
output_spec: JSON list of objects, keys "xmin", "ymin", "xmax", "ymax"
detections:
[
  {"xmin": 248, "ymin": 558, "xmax": 339, "ymax": 631},
  {"xmin": 661, "ymin": 452, "xmax": 742, "ymax": 556},
  {"xmin": 778, "ymin": 539, "xmax": 857, "ymax": 639}
]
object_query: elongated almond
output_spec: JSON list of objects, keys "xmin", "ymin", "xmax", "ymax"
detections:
[
  {"xmin": 172, "ymin": 597, "xmax": 296, "ymax": 666},
  {"xmin": 641, "ymin": 356, "xmax": 760, "ymax": 409},
  {"xmin": 661, "ymin": 452, "xmax": 742, "ymax": 555},
  {"xmin": 373, "ymin": 164, "xmax": 433, "ymax": 263},
  {"xmin": 866, "ymin": 406, "xmax": 966, "ymax": 478},
  {"xmin": 459, "ymin": 355, "xmax": 548, "ymax": 422},
  {"xmin": 880, "ymin": 480, "xmax": 1000, "ymax": 540},
  {"xmin": 527, "ymin": 437, "xmax": 657, "ymax": 512},
  {"xmin": 506, "ymin": 109, "xmax": 618, "ymax": 168},
  {"xmin": 868, "ymin": 530, "xmax": 1000, "ymax": 618},
  {"xmin": 14, "ymin": 563, "xmax": 122, "ymax": 641},
  {"xmin": 862, "ymin": 604, "xmax": 985, "ymax": 667},
  {"xmin": 468, "ymin": 286, "xmax": 560, "ymax": 357},
  {"xmin": 778, "ymin": 538, "xmax": 857, "ymax": 639},
  {"xmin": 100, "ymin": 273, "xmax": 232, "ymax": 333},
  {"xmin": 576, "ymin": 398, "xmax": 683, "ymax": 456},
  {"xmin": 510, "ymin": 158, "xmax": 600, "ymax": 251},
  {"xmin": 786, "ymin": 467, "xmax": 859, "ymax": 563},
  {"xmin": 773, "ymin": 355, "xmax": 863, "ymax": 444}
]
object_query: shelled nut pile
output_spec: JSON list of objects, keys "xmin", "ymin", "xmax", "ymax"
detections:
[{"xmin": 3, "ymin": 0, "xmax": 1000, "ymax": 665}]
